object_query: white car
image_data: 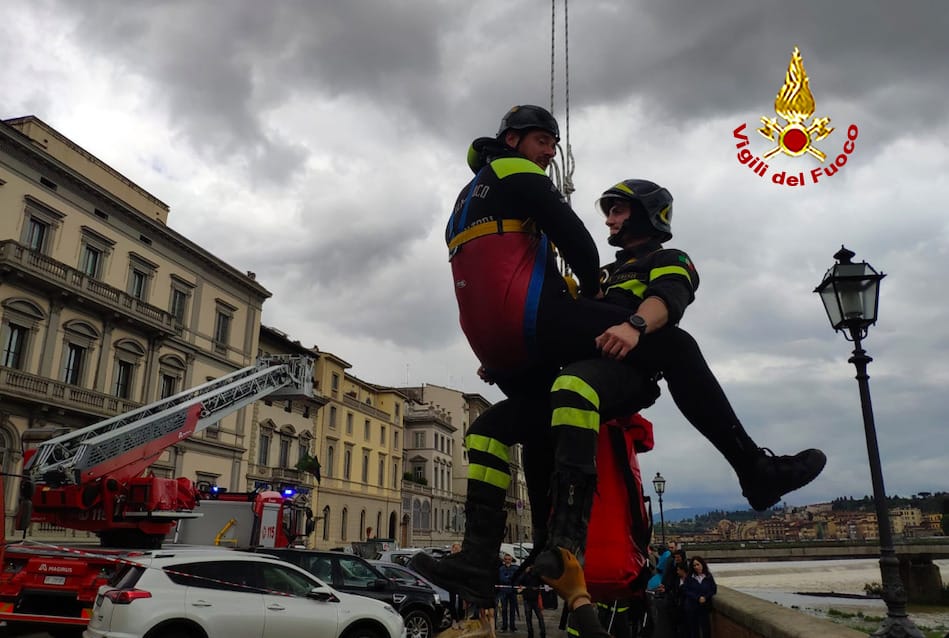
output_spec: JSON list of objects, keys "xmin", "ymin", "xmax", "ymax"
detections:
[{"xmin": 83, "ymin": 548, "xmax": 405, "ymax": 638}]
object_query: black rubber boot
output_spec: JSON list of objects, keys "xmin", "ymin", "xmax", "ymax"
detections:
[
  {"xmin": 409, "ymin": 500, "xmax": 507, "ymax": 606},
  {"xmin": 739, "ymin": 447, "xmax": 827, "ymax": 511},
  {"xmin": 533, "ymin": 471, "xmax": 597, "ymax": 580}
]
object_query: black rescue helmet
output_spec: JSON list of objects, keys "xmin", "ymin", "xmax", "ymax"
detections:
[
  {"xmin": 597, "ymin": 179, "xmax": 674, "ymax": 243},
  {"xmin": 496, "ymin": 104, "xmax": 560, "ymax": 142}
]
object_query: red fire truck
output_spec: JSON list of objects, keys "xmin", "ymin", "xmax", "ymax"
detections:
[{"xmin": 0, "ymin": 355, "xmax": 317, "ymax": 636}]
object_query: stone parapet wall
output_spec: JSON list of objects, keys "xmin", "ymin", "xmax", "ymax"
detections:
[{"xmin": 711, "ymin": 586, "xmax": 867, "ymax": 638}]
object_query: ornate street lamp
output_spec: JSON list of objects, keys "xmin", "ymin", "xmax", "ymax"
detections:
[
  {"xmin": 815, "ymin": 246, "xmax": 923, "ymax": 638},
  {"xmin": 652, "ymin": 472, "xmax": 667, "ymax": 545}
]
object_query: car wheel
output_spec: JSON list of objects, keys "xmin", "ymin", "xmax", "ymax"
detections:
[
  {"xmin": 148, "ymin": 627, "xmax": 197, "ymax": 638},
  {"xmin": 343, "ymin": 627, "xmax": 385, "ymax": 638},
  {"xmin": 402, "ymin": 609, "xmax": 434, "ymax": 638}
]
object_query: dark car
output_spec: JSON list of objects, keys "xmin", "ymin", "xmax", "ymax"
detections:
[{"xmin": 250, "ymin": 548, "xmax": 447, "ymax": 638}]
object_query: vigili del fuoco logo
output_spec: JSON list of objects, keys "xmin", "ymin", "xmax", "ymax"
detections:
[{"xmin": 733, "ymin": 46, "xmax": 858, "ymax": 187}]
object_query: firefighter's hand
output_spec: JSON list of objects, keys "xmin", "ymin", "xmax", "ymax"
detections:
[
  {"xmin": 595, "ymin": 322, "xmax": 640, "ymax": 360},
  {"xmin": 538, "ymin": 548, "xmax": 590, "ymax": 610},
  {"xmin": 477, "ymin": 366, "xmax": 496, "ymax": 385}
]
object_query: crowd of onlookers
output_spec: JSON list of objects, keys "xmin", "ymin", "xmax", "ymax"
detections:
[{"xmin": 444, "ymin": 538, "xmax": 716, "ymax": 637}]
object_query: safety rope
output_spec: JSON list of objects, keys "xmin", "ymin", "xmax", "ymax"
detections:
[{"xmin": 549, "ymin": 0, "xmax": 577, "ymax": 280}]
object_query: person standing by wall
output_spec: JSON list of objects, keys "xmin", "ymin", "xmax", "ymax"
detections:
[
  {"xmin": 498, "ymin": 554, "xmax": 519, "ymax": 632},
  {"xmin": 682, "ymin": 556, "xmax": 716, "ymax": 638}
]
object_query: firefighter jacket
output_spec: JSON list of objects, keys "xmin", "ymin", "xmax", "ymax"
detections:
[
  {"xmin": 445, "ymin": 137, "xmax": 601, "ymax": 371},
  {"xmin": 600, "ymin": 240, "xmax": 700, "ymax": 325}
]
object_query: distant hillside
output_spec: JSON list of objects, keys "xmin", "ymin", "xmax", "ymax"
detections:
[{"xmin": 662, "ymin": 504, "xmax": 750, "ymax": 522}]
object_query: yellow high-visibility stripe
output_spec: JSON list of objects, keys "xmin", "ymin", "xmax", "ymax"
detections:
[
  {"xmin": 650, "ymin": 264, "xmax": 693, "ymax": 284},
  {"xmin": 468, "ymin": 463, "xmax": 511, "ymax": 490},
  {"xmin": 606, "ymin": 278, "xmax": 647, "ymax": 297},
  {"xmin": 551, "ymin": 375, "xmax": 600, "ymax": 409},
  {"xmin": 552, "ymin": 407, "xmax": 600, "ymax": 432},
  {"xmin": 466, "ymin": 434, "xmax": 510, "ymax": 463},
  {"xmin": 447, "ymin": 219, "xmax": 536, "ymax": 251},
  {"xmin": 567, "ymin": 627, "xmax": 580, "ymax": 636},
  {"xmin": 492, "ymin": 157, "xmax": 546, "ymax": 178}
]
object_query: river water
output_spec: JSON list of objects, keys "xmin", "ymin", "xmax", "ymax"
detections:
[{"xmin": 712, "ymin": 558, "xmax": 949, "ymax": 631}]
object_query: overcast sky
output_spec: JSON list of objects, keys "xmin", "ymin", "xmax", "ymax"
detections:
[{"xmin": 4, "ymin": 0, "xmax": 948, "ymax": 511}]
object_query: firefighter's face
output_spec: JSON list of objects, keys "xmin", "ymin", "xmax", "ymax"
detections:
[
  {"xmin": 508, "ymin": 129, "xmax": 557, "ymax": 170},
  {"xmin": 604, "ymin": 199, "xmax": 632, "ymax": 237}
]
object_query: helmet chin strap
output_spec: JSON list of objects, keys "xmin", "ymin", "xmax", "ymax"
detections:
[{"xmin": 608, "ymin": 213, "xmax": 658, "ymax": 247}]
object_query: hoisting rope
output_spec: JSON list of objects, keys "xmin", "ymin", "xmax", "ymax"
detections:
[{"xmin": 548, "ymin": 0, "xmax": 578, "ymax": 287}]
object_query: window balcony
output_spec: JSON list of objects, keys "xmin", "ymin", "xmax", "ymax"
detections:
[
  {"xmin": 0, "ymin": 365, "xmax": 140, "ymax": 418},
  {"xmin": 0, "ymin": 240, "xmax": 177, "ymax": 336}
]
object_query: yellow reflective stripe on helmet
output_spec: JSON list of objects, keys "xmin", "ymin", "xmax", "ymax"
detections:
[
  {"xmin": 650, "ymin": 264, "xmax": 693, "ymax": 283},
  {"xmin": 468, "ymin": 463, "xmax": 511, "ymax": 490},
  {"xmin": 551, "ymin": 375, "xmax": 600, "ymax": 409},
  {"xmin": 491, "ymin": 157, "xmax": 547, "ymax": 178},
  {"xmin": 612, "ymin": 181, "xmax": 635, "ymax": 195},
  {"xmin": 606, "ymin": 278, "xmax": 648, "ymax": 297},
  {"xmin": 552, "ymin": 407, "xmax": 600, "ymax": 432},
  {"xmin": 466, "ymin": 434, "xmax": 510, "ymax": 463},
  {"xmin": 447, "ymin": 219, "xmax": 536, "ymax": 251},
  {"xmin": 567, "ymin": 627, "xmax": 580, "ymax": 637}
]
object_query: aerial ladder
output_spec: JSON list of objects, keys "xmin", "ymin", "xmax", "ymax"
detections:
[{"xmin": 18, "ymin": 354, "xmax": 315, "ymax": 548}]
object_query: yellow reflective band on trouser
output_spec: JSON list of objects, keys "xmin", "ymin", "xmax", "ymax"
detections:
[
  {"xmin": 567, "ymin": 626, "xmax": 580, "ymax": 637},
  {"xmin": 468, "ymin": 463, "xmax": 511, "ymax": 490},
  {"xmin": 551, "ymin": 407, "xmax": 600, "ymax": 432},
  {"xmin": 551, "ymin": 375, "xmax": 600, "ymax": 409},
  {"xmin": 650, "ymin": 264, "xmax": 694, "ymax": 285},
  {"xmin": 466, "ymin": 434, "xmax": 510, "ymax": 464}
]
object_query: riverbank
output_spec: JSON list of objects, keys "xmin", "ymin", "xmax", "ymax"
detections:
[{"xmin": 713, "ymin": 558, "xmax": 949, "ymax": 635}]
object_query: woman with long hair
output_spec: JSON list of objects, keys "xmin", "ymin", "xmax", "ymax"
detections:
[{"xmin": 682, "ymin": 555, "xmax": 716, "ymax": 638}]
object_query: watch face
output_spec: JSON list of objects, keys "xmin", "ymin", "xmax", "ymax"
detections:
[{"xmin": 629, "ymin": 315, "xmax": 647, "ymax": 332}]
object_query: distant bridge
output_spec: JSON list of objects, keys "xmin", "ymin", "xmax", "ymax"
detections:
[{"xmin": 693, "ymin": 540, "xmax": 949, "ymax": 562}]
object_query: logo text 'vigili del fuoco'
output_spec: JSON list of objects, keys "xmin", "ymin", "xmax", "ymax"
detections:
[{"xmin": 733, "ymin": 47, "xmax": 858, "ymax": 187}]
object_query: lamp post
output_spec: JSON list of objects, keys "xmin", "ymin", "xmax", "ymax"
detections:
[
  {"xmin": 652, "ymin": 472, "xmax": 667, "ymax": 545},
  {"xmin": 815, "ymin": 246, "xmax": 923, "ymax": 638}
]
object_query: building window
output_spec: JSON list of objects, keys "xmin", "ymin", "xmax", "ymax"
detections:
[
  {"xmin": 112, "ymin": 339, "xmax": 144, "ymax": 401},
  {"xmin": 2, "ymin": 323, "xmax": 29, "ymax": 369},
  {"xmin": 364, "ymin": 420, "xmax": 370, "ymax": 441},
  {"xmin": 322, "ymin": 506, "xmax": 331, "ymax": 541},
  {"xmin": 413, "ymin": 464, "xmax": 425, "ymax": 482},
  {"xmin": 380, "ymin": 425, "xmax": 386, "ymax": 445},
  {"xmin": 329, "ymin": 406, "xmax": 337, "ymax": 429},
  {"xmin": 346, "ymin": 412, "xmax": 353, "ymax": 435},
  {"xmin": 129, "ymin": 269, "xmax": 148, "ymax": 300},
  {"xmin": 343, "ymin": 449, "xmax": 352, "ymax": 480},
  {"xmin": 414, "ymin": 431, "xmax": 425, "ymax": 448},
  {"xmin": 378, "ymin": 458, "xmax": 385, "ymax": 487},
  {"xmin": 114, "ymin": 360, "xmax": 134, "ymax": 399},
  {"xmin": 412, "ymin": 500, "xmax": 422, "ymax": 530},
  {"xmin": 279, "ymin": 437, "xmax": 291, "ymax": 468},
  {"xmin": 20, "ymin": 198, "xmax": 64, "ymax": 255},
  {"xmin": 25, "ymin": 217, "xmax": 48, "ymax": 252},
  {"xmin": 394, "ymin": 431, "xmax": 399, "ymax": 450},
  {"xmin": 325, "ymin": 445, "xmax": 335, "ymax": 478},
  {"xmin": 331, "ymin": 373, "xmax": 339, "ymax": 396},
  {"xmin": 159, "ymin": 373, "xmax": 177, "ymax": 399},
  {"xmin": 362, "ymin": 452, "xmax": 369, "ymax": 483},
  {"xmin": 298, "ymin": 438, "xmax": 309, "ymax": 464},
  {"xmin": 392, "ymin": 462, "xmax": 399, "ymax": 489},
  {"xmin": 213, "ymin": 311, "xmax": 231, "ymax": 349},
  {"xmin": 170, "ymin": 288, "xmax": 188, "ymax": 323},
  {"xmin": 341, "ymin": 508, "xmax": 348, "ymax": 541},
  {"xmin": 359, "ymin": 510, "xmax": 367, "ymax": 541},
  {"xmin": 81, "ymin": 244, "xmax": 103, "ymax": 277},
  {"xmin": 62, "ymin": 343, "xmax": 86, "ymax": 385},
  {"xmin": 258, "ymin": 432, "xmax": 272, "ymax": 466},
  {"xmin": 395, "ymin": 403, "xmax": 400, "ymax": 419}
]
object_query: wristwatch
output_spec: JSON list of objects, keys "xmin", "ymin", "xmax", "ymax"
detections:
[{"xmin": 627, "ymin": 314, "xmax": 647, "ymax": 335}]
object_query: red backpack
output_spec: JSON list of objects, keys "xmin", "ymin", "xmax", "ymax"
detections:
[{"xmin": 583, "ymin": 414, "xmax": 654, "ymax": 601}]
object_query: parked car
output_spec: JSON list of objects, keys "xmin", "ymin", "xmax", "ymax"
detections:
[
  {"xmin": 370, "ymin": 560, "xmax": 452, "ymax": 628},
  {"xmin": 83, "ymin": 548, "xmax": 405, "ymax": 638},
  {"xmin": 376, "ymin": 548, "xmax": 423, "ymax": 566},
  {"xmin": 250, "ymin": 548, "xmax": 444, "ymax": 638}
]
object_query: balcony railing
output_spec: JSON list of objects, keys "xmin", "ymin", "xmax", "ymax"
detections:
[
  {"xmin": 341, "ymin": 394, "xmax": 391, "ymax": 421},
  {"xmin": 0, "ymin": 240, "xmax": 177, "ymax": 334},
  {"xmin": 0, "ymin": 365, "xmax": 141, "ymax": 417}
]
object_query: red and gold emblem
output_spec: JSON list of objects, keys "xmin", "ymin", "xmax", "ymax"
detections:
[{"xmin": 757, "ymin": 47, "xmax": 834, "ymax": 161}]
